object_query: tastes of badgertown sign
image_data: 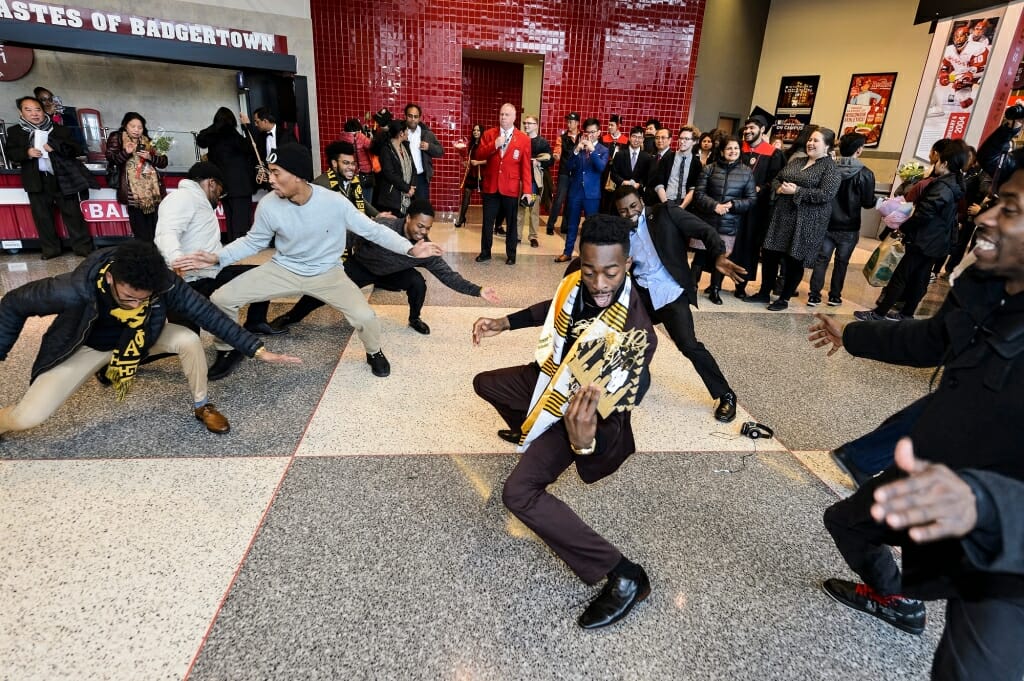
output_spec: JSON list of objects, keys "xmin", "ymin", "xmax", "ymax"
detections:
[{"xmin": 0, "ymin": 0, "xmax": 287, "ymax": 54}]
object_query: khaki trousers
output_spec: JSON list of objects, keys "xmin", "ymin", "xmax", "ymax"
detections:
[
  {"xmin": 516, "ymin": 196, "xmax": 541, "ymax": 240},
  {"xmin": 209, "ymin": 261, "xmax": 381, "ymax": 353},
  {"xmin": 0, "ymin": 324, "xmax": 207, "ymax": 434}
]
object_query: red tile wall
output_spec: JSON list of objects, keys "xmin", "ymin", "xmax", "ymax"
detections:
[
  {"xmin": 462, "ymin": 58, "xmax": 524, "ymax": 135},
  {"xmin": 310, "ymin": 0, "xmax": 707, "ymax": 211}
]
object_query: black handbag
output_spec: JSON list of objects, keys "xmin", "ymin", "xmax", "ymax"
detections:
[{"xmin": 106, "ymin": 163, "xmax": 120, "ymax": 190}]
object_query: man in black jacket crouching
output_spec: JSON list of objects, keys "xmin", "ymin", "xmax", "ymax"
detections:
[{"xmin": 0, "ymin": 241, "xmax": 299, "ymax": 437}]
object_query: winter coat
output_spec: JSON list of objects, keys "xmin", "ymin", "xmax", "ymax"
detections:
[
  {"xmin": 763, "ymin": 156, "xmax": 842, "ymax": 266},
  {"xmin": 694, "ymin": 160, "xmax": 756, "ymax": 236},
  {"xmin": 899, "ymin": 172, "xmax": 964, "ymax": 259},
  {"xmin": 828, "ymin": 157, "xmax": 876, "ymax": 231},
  {"xmin": 0, "ymin": 248, "xmax": 262, "ymax": 383},
  {"xmin": 105, "ymin": 130, "xmax": 168, "ymax": 207},
  {"xmin": 843, "ymin": 265, "xmax": 1024, "ymax": 599},
  {"xmin": 196, "ymin": 123, "xmax": 257, "ymax": 198}
]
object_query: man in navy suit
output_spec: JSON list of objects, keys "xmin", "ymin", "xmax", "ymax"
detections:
[{"xmin": 555, "ymin": 118, "xmax": 608, "ymax": 263}]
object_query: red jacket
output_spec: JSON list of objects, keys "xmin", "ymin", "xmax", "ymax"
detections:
[{"xmin": 474, "ymin": 127, "xmax": 532, "ymax": 197}]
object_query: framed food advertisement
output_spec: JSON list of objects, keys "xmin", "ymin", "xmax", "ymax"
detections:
[
  {"xmin": 839, "ymin": 73, "xmax": 897, "ymax": 149},
  {"xmin": 774, "ymin": 75, "xmax": 820, "ymax": 147}
]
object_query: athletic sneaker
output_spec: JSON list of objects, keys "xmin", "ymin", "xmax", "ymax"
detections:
[
  {"xmin": 827, "ymin": 295, "xmax": 842, "ymax": 307},
  {"xmin": 822, "ymin": 578, "xmax": 926, "ymax": 635},
  {"xmin": 853, "ymin": 310, "xmax": 888, "ymax": 322},
  {"xmin": 807, "ymin": 293, "xmax": 821, "ymax": 307}
]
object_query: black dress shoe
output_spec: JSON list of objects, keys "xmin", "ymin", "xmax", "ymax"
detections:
[
  {"xmin": 475, "ymin": 254, "xmax": 491, "ymax": 263},
  {"xmin": 208, "ymin": 349, "xmax": 244, "ymax": 381},
  {"xmin": 408, "ymin": 317, "xmax": 431, "ymax": 335},
  {"xmin": 708, "ymin": 289, "xmax": 723, "ymax": 305},
  {"xmin": 530, "ymin": 238, "xmax": 539, "ymax": 248},
  {"xmin": 366, "ymin": 350, "xmax": 391, "ymax": 377},
  {"xmin": 714, "ymin": 391, "xmax": 737, "ymax": 423},
  {"xmin": 546, "ymin": 228, "xmax": 555, "ymax": 235},
  {"xmin": 506, "ymin": 257, "xmax": 516, "ymax": 265},
  {"xmin": 497, "ymin": 429, "xmax": 522, "ymax": 444},
  {"xmin": 268, "ymin": 314, "xmax": 296, "ymax": 332},
  {"xmin": 743, "ymin": 291, "xmax": 771, "ymax": 304},
  {"xmin": 578, "ymin": 566, "xmax": 651, "ymax": 629},
  {"xmin": 245, "ymin": 321, "xmax": 289, "ymax": 336}
]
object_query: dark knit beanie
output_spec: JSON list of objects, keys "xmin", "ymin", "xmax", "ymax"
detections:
[{"xmin": 267, "ymin": 143, "xmax": 314, "ymax": 182}]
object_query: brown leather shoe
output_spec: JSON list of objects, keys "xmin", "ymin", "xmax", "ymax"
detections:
[
  {"xmin": 194, "ymin": 403, "xmax": 230, "ymax": 434},
  {"xmin": 554, "ymin": 254, "xmax": 572, "ymax": 263}
]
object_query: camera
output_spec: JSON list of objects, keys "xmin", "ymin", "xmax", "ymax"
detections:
[{"xmin": 1005, "ymin": 103, "xmax": 1024, "ymax": 120}]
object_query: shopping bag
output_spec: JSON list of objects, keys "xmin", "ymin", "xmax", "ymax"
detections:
[{"xmin": 863, "ymin": 236, "xmax": 905, "ymax": 287}]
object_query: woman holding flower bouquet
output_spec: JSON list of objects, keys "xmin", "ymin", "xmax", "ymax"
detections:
[{"xmin": 106, "ymin": 112, "xmax": 168, "ymax": 242}]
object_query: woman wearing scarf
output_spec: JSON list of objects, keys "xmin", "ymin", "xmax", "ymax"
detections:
[
  {"xmin": 106, "ymin": 112, "xmax": 168, "ymax": 242},
  {"xmin": 5, "ymin": 95, "xmax": 94, "ymax": 259},
  {"xmin": 376, "ymin": 120, "xmax": 415, "ymax": 217}
]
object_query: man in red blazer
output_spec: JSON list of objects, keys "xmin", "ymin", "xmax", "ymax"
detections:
[{"xmin": 474, "ymin": 103, "xmax": 532, "ymax": 265}]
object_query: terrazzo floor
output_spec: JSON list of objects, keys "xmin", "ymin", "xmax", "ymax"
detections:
[{"xmin": 1, "ymin": 216, "xmax": 953, "ymax": 680}]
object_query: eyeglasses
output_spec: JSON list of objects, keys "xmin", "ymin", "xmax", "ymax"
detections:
[
  {"xmin": 38, "ymin": 97, "xmax": 53, "ymax": 103},
  {"xmin": 112, "ymin": 280, "xmax": 150, "ymax": 306}
]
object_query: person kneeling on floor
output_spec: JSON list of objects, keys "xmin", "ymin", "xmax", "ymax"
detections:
[{"xmin": 0, "ymin": 241, "xmax": 300, "ymax": 437}]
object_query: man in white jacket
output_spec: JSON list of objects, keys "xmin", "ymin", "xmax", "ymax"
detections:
[{"xmin": 154, "ymin": 162, "xmax": 283, "ymax": 359}]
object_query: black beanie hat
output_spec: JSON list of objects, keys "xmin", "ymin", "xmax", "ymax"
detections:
[{"xmin": 267, "ymin": 143, "xmax": 314, "ymax": 182}]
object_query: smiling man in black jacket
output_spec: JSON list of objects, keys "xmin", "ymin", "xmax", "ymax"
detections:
[
  {"xmin": 808, "ymin": 156, "xmax": 1024, "ymax": 678},
  {"xmin": 0, "ymin": 241, "xmax": 299, "ymax": 437}
]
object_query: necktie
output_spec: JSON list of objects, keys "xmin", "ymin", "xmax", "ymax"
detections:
[
  {"xmin": 631, "ymin": 151, "xmax": 637, "ymax": 171},
  {"xmin": 677, "ymin": 155, "xmax": 690, "ymax": 202},
  {"xmin": 500, "ymin": 130, "xmax": 509, "ymax": 156}
]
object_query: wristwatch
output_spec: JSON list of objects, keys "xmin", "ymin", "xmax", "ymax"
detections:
[{"xmin": 570, "ymin": 438, "xmax": 597, "ymax": 456}]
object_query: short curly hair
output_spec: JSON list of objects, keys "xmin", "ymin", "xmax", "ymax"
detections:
[
  {"xmin": 580, "ymin": 213, "xmax": 631, "ymax": 255},
  {"xmin": 108, "ymin": 241, "xmax": 170, "ymax": 292}
]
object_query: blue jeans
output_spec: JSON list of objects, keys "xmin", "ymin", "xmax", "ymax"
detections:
[
  {"xmin": 563, "ymin": 190, "xmax": 599, "ymax": 257},
  {"xmin": 840, "ymin": 394, "xmax": 931, "ymax": 476},
  {"xmin": 809, "ymin": 230, "xmax": 859, "ymax": 298}
]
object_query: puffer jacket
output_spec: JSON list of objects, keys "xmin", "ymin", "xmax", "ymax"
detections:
[
  {"xmin": 828, "ymin": 157, "xmax": 876, "ymax": 231},
  {"xmin": 693, "ymin": 160, "xmax": 756, "ymax": 236},
  {"xmin": 0, "ymin": 248, "xmax": 262, "ymax": 383},
  {"xmin": 899, "ymin": 172, "xmax": 964, "ymax": 258}
]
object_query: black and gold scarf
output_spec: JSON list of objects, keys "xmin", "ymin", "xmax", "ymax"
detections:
[
  {"xmin": 324, "ymin": 169, "xmax": 367, "ymax": 214},
  {"xmin": 96, "ymin": 262, "xmax": 152, "ymax": 401}
]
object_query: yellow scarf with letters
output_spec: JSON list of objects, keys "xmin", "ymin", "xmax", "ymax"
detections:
[{"xmin": 96, "ymin": 262, "xmax": 152, "ymax": 401}]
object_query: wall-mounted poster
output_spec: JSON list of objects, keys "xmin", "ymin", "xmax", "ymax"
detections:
[
  {"xmin": 839, "ymin": 73, "xmax": 897, "ymax": 148},
  {"xmin": 916, "ymin": 14, "xmax": 1001, "ymax": 159},
  {"xmin": 774, "ymin": 75, "xmax": 820, "ymax": 146}
]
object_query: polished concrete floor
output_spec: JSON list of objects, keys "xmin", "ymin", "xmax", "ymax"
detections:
[{"xmin": 1, "ymin": 216, "xmax": 949, "ymax": 680}]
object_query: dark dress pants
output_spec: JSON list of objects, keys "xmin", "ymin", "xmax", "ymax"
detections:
[
  {"xmin": 636, "ymin": 285, "xmax": 731, "ymax": 399},
  {"xmin": 28, "ymin": 173, "xmax": 93, "ymax": 257},
  {"xmin": 480, "ymin": 192, "xmax": 519, "ymax": 260},
  {"xmin": 547, "ymin": 172, "xmax": 571, "ymax": 231},
  {"xmin": 221, "ymin": 196, "xmax": 253, "ymax": 242},
  {"xmin": 759, "ymin": 250, "xmax": 804, "ymax": 300},
  {"xmin": 932, "ymin": 596, "xmax": 1024, "ymax": 681},
  {"xmin": 473, "ymin": 363, "xmax": 628, "ymax": 584},
  {"xmin": 284, "ymin": 259, "xmax": 427, "ymax": 323},
  {"xmin": 874, "ymin": 248, "xmax": 935, "ymax": 317},
  {"xmin": 822, "ymin": 467, "xmax": 906, "ymax": 596},
  {"xmin": 414, "ymin": 172, "xmax": 430, "ymax": 203},
  {"xmin": 732, "ymin": 202, "xmax": 771, "ymax": 284},
  {"xmin": 127, "ymin": 206, "xmax": 159, "ymax": 242}
]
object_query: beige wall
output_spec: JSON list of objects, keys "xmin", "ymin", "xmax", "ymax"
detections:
[
  {"xmin": 0, "ymin": 0, "xmax": 318, "ymax": 165},
  {"xmin": 521, "ymin": 60, "xmax": 544, "ymax": 123},
  {"xmin": 692, "ymin": 0, "xmax": 770, "ymax": 134},
  {"xmin": 752, "ymin": 0, "xmax": 933, "ymax": 181}
]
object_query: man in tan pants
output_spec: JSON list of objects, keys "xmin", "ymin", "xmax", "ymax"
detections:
[
  {"xmin": 173, "ymin": 144, "xmax": 442, "ymax": 380},
  {"xmin": 0, "ymin": 241, "xmax": 298, "ymax": 437}
]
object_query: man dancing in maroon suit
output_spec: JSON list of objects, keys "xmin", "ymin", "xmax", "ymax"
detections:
[
  {"xmin": 474, "ymin": 102, "xmax": 532, "ymax": 265},
  {"xmin": 472, "ymin": 214, "xmax": 658, "ymax": 628}
]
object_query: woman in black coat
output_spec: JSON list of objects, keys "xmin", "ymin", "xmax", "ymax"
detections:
[
  {"xmin": 857, "ymin": 140, "xmax": 968, "ymax": 321},
  {"xmin": 454, "ymin": 123, "xmax": 483, "ymax": 228},
  {"xmin": 196, "ymin": 107, "xmax": 257, "ymax": 242},
  {"xmin": 376, "ymin": 120, "xmax": 415, "ymax": 216},
  {"xmin": 693, "ymin": 136, "xmax": 757, "ymax": 303}
]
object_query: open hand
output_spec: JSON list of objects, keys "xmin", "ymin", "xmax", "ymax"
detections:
[
  {"xmin": 479, "ymin": 287, "xmax": 500, "ymax": 304},
  {"xmin": 256, "ymin": 350, "xmax": 303, "ymax": 366},
  {"xmin": 409, "ymin": 240, "xmax": 442, "ymax": 258},
  {"xmin": 714, "ymin": 254, "xmax": 747, "ymax": 284},
  {"xmin": 172, "ymin": 251, "xmax": 219, "ymax": 271},
  {"xmin": 808, "ymin": 313, "xmax": 844, "ymax": 356},
  {"xmin": 870, "ymin": 438, "xmax": 978, "ymax": 543}
]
